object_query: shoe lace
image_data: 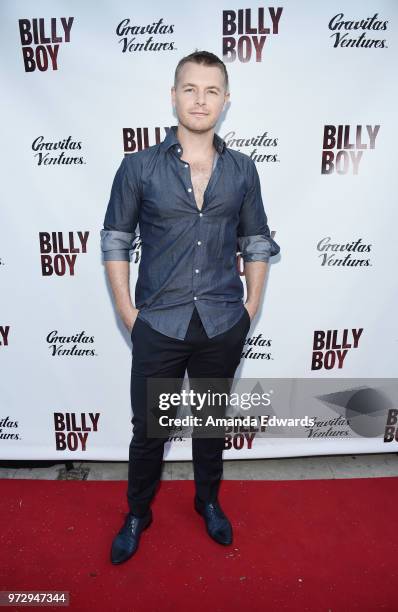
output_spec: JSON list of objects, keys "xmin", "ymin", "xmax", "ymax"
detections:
[
  {"xmin": 206, "ymin": 503, "xmax": 222, "ymax": 519},
  {"xmin": 129, "ymin": 516, "xmax": 139, "ymax": 532}
]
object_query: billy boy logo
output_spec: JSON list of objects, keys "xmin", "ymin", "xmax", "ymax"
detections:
[
  {"xmin": 222, "ymin": 7, "xmax": 283, "ymax": 62},
  {"xmin": 321, "ymin": 125, "xmax": 380, "ymax": 175},
  {"xmin": 39, "ymin": 231, "xmax": 89, "ymax": 276},
  {"xmin": 0, "ymin": 326, "xmax": 10, "ymax": 348},
  {"xmin": 384, "ymin": 410, "xmax": 398, "ymax": 444},
  {"xmin": 18, "ymin": 18, "xmax": 74, "ymax": 72},
  {"xmin": 312, "ymin": 328, "xmax": 363, "ymax": 370},
  {"xmin": 224, "ymin": 423, "xmax": 267, "ymax": 450},
  {"xmin": 54, "ymin": 412, "xmax": 99, "ymax": 451},
  {"xmin": 123, "ymin": 127, "xmax": 169, "ymax": 153}
]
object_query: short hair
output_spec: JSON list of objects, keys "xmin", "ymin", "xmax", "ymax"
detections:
[{"xmin": 174, "ymin": 50, "xmax": 229, "ymax": 93}]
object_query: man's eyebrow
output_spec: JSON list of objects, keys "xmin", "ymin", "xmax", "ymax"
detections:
[{"xmin": 182, "ymin": 82, "xmax": 221, "ymax": 91}]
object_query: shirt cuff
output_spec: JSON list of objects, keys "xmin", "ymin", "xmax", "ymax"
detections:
[
  {"xmin": 237, "ymin": 234, "xmax": 280, "ymax": 263},
  {"xmin": 100, "ymin": 229, "xmax": 134, "ymax": 261}
]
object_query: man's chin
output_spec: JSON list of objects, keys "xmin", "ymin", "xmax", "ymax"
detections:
[{"xmin": 180, "ymin": 117, "xmax": 215, "ymax": 134}]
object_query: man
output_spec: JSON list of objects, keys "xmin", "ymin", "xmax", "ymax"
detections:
[{"xmin": 100, "ymin": 50, "xmax": 280, "ymax": 565}]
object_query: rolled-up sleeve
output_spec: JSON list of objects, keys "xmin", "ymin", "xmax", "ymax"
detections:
[
  {"xmin": 100, "ymin": 155, "xmax": 141, "ymax": 261},
  {"xmin": 237, "ymin": 158, "xmax": 280, "ymax": 263}
]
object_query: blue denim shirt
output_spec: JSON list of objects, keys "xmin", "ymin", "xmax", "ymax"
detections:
[{"xmin": 100, "ymin": 125, "xmax": 280, "ymax": 340}]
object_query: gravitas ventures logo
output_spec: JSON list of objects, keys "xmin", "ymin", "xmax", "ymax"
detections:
[
  {"xmin": 223, "ymin": 129, "xmax": 279, "ymax": 164},
  {"xmin": 222, "ymin": 7, "xmax": 283, "ymax": 62},
  {"xmin": 18, "ymin": 17, "xmax": 74, "ymax": 72},
  {"xmin": 242, "ymin": 332, "xmax": 273, "ymax": 361},
  {"xmin": 32, "ymin": 136, "xmax": 83, "ymax": 166},
  {"xmin": 115, "ymin": 18, "xmax": 175, "ymax": 53},
  {"xmin": 317, "ymin": 237, "xmax": 372, "ymax": 267},
  {"xmin": 328, "ymin": 12, "xmax": 388, "ymax": 49},
  {"xmin": 46, "ymin": 330, "xmax": 96, "ymax": 357}
]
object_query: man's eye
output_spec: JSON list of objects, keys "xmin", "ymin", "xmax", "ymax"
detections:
[{"xmin": 184, "ymin": 88, "xmax": 193, "ymax": 92}]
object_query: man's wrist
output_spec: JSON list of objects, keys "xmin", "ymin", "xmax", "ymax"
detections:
[
  {"xmin": 117, "ymin": 303, "xmax": 136, "ymax": 318},
  {"xmin": 245, "ymin": 298, "xmax": 259, "ymax": 310}
]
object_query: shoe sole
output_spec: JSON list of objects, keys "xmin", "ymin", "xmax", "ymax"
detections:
[
  {"xmin": 194, "ymin": 505, "xmax": 233, "ymax": 546},
  {"xmin": 111, "ymin": 515, "xmax": 153, "ymax": 565}
]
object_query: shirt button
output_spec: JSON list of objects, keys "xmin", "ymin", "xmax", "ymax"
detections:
[
  {"xmin": 193, "ymin": 296, "xmax": 197, "ymax": 300},
  {"xmin": 199, "ymin": 212, "xmax": 203, "ymax": 217},
  {"xmin": 187, "ymin": 187, "xmax": 192, "ymax": 192},
  {"xmin": 195, "ymin": 269, "xmax": 199, "ymax": 273},
  {"xmin": 197, "ymin": 241, "xmax": 201, "ymax": 245},
  {"xmin": 177, "ymin": 148, "xmax": 181, "ymax": 153},
  {"xmin": 184, "ymin": 164, "xmax": 188, "ymax": 168}
]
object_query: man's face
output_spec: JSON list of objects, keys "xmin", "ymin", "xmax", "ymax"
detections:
[{"xmin": 171, "ymin": 61, "xmax": 229, "ymax": 134}]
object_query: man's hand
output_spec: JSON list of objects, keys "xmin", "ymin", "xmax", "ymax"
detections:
[
  {"xmin": 244, "ymin": 300, "xmax": 257, "ymax": 321},
  {"xmin": 103, "ymin": 261, "xmax": 140, "ymax": 335},
  {"xmin": 121, "ymin": 306, "xmax": 140, "ymax": 334},
  {"xmin": 243, "ymin": 260, "xmax": 268, "ymax": 322}
]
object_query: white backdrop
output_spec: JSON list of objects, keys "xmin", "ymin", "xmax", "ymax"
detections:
[{"xmin": 1, "ymin": 0, "xmax": 397, "ymax": 460}]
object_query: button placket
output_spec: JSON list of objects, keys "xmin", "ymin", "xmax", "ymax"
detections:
[
  {"xmin": 175, "ymin": 146, "xmax": 206, "ymax": 304},
  {"xmin": 193, "ymin": 212, "xmax": 203, "ymax": 302},
  {"xmin": 180, "ymin": 154, "xmax": 204, "ymax": 214}
]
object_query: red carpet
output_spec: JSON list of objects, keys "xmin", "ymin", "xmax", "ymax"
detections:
[{"xmin": 1, "ymin": 476, "xmax": 397, "ymax": 611}]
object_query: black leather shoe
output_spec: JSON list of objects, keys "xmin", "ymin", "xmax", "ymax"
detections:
[
  {"xmin": 111, "ymin": 510, "xmax": 152, "ymax": 565},
  {"xmin": 194, "ymin": 497, "xmax": 233, "ymax": 545}
]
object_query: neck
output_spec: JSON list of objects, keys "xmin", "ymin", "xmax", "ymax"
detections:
[{"xmin": 176, "ymin": 123, "xmax": 215, "ymax": 159}]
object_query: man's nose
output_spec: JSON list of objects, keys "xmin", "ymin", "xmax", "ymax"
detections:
[{"xmin": 195, "ymin": 91, "xmax": 206, "ymax": 105}]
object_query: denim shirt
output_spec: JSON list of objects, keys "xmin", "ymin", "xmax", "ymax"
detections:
[{"xmin": 100, "ymin": 125, "xmax": 280, "ymax": 340}]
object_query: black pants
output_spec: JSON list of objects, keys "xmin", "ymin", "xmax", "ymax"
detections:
[{"xmin": 127, "ymin": 306, "xmax": 250, "ymax": 517}]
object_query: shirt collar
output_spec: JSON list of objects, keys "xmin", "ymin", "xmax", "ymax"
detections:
[{"xmin": 160, "ymin": 124, "xmax": 226, "ymax": 156}]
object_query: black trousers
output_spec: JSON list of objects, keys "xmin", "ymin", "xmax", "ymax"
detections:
[{"xmin": 127, "ymin": 305, "xmax": 250, "ymax": 517}]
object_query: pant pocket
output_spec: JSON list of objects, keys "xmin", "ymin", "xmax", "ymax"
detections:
[
  {"xmin": 131, "ymin": 317, "xmax": 141, "ymax": 340},
  {"xmin": 242, "ymin": 307, "xmax": 251, "ymax": 329}
]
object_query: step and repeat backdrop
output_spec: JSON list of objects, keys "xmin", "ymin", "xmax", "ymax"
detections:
[{"xmin": 1, "ymin": 1, "xmax": 397, "ymax": 460}]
